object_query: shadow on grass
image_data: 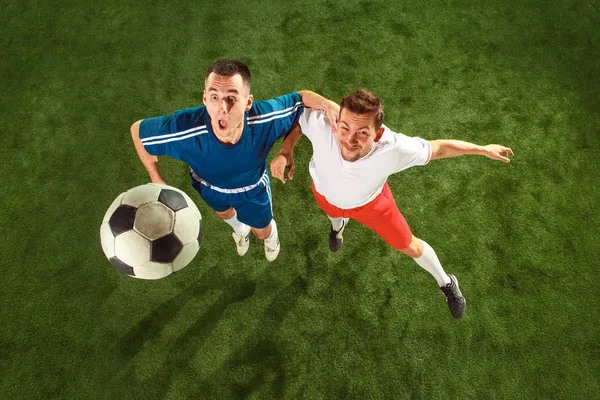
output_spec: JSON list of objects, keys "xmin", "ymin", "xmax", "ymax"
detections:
[
  {"xmin": 114, "ymin": 265, "xmax": 256, "ymax": 397},
  {"xmin": 189, "ymin": 274, "xmax": 309, "ymax": 398},
  {"xmin": 112, "ymin": 258, "xmax": 310, "ymax": 399}
]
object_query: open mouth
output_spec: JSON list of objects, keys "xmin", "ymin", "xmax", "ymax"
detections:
[{"xmin": 217, "ymin": 119, "xmax": 228, "ymax": 131}]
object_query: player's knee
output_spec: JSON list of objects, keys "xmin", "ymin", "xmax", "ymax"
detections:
[
  {"xmin": 400, "ymin": 236, "xmax": 423, "ymax": 258},
  {"xmin": 251, "ymin": 226, "xmax": 267, "ymax": 240},
  {"xmin": 215, "ymin": 207, "xmax": 235, "ymax": 220}
]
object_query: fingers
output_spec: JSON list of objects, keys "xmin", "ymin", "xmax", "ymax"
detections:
[
  {"xmin": 275, "ymin": 167, "xmax": 286, "ymax": 183},
  {"xmin": 270, "ymin": 157, "xmax": 286, "ymax": 183},
  {"xmin": 496, "ymin": 150, "xmax": 511, "ymax": 163},
  {"xmin": 486, "ymin": 145, "xmax": 513, "ymax": 163},
  {"xmin": 270, "ymin": 155, "xmax": 298, "ymax": 183},
  {"xmin": 326, "ymin": 101, "xmax": 340, "ymax": 133},
  {"xmin": 329, "ymin": 112, "xmax": 339, "ymax": 133},
  {"xmin": 274, "ymin": 170, "xmax": 286, "ymax": 184},
  {"xmin": 500, "ymin": 147, "xmax": 513, "ymax": 162}
]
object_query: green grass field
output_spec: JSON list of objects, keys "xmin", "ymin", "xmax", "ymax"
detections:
[{"xmin": 2, "ymin": 0, "xmax": 599, "ymax": 398}]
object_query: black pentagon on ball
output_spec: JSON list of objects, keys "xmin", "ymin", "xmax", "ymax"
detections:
[
  {"xmin": 109, "ymin": 205, "xmax": 137, "ymax": 236},
  {"xmin": 151, "ymin": 232, "xmax": 183, "ymax": 263},
  {"xmin": 158, "ymin": 189, "xmax": 188, "ymax": 211},
  {"xmin": 109, "ymin": 256, "xmax": 135, "ymax": 276}
]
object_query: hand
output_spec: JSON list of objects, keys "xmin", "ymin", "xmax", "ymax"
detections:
[
  {"xmin": 483, "ymin": 144, "xmax": 514, "ymax": 163},
  {"xmin": 323, "ymin": 100, "xmax": 340, "ymax": 133},
  {"xmin": 270, "ymin": 154, "xmax": 295, "ymax": 184}
]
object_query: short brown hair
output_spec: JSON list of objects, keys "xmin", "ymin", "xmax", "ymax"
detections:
[
  {"xmin": 340, "ymin": 88, "xmax": 384, "ymax": 129},
  {"xmin": 205, "ymin": 59, "xmax": 251, "ymax": 92}
]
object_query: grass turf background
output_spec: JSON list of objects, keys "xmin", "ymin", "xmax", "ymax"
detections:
[{"xmin": 1, "ymin": 0, "xmax": 599, "ymax": 398}]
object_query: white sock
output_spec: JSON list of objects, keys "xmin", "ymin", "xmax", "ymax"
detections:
[
  {"xmin": 328, "ymin": 216, "xmax": 345, "ymax": 232},
  {"xmin": 266, "ymin": 219, "xmax": 278, "ymax": 242},
  {"xmin": 224, "ymin": 213, "xmax": 248, "ymax": 236},
  {"xmin": 413, "ymin": 241, "xmax": 451, "ymax": 287}
]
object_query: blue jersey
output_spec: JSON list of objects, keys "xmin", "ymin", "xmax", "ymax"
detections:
[{"xmin": 139, "ymin": 92, "xmax": 303, "ymax": 190}]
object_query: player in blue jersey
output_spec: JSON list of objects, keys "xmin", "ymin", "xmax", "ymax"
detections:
[{"xmin": 130, "ymin": 60, "xmax": 337, "ymax": 261}]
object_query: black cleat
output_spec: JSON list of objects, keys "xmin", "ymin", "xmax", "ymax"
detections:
[
  {"xmin": 328, "ymin": 218, "xmax": 349, "ymax": 252},
  {"xmin": 440, "ymin": 274, "xmax": 466, "ymax": 319}
]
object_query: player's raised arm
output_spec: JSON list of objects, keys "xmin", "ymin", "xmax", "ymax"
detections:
[
  {"xmin": 429, "ymin": 140, "xmax": 514, "ymax": 163},
  {"xmin": 130, "ymin": 120, "xmax": 167, "ymax": 184},
  {"xmin": 270, "ymin": 122, "xmax": 302, "ymax": 184},
  {"xmin": 297, "ymin": 90, "xmax": 340, "ymax": 131}
]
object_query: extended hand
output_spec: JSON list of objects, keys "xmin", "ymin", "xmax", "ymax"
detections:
[
  {"xmin": 484, "ymin": 144, "xmax": 514, "ymax": 163},
  {"xmin": 270, "ymin": 154, "xmax": 295, "ymax": 184}
]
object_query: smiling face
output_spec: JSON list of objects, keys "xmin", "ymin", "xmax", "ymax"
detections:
[
  {"xmin": 203, "ymin": 72, "xmax": 253, "ymax": 142},
  {"xmin": 336, "ymin": 108, "xmax": 384, "ymax": 162},
  {"xmin": 336, "ymin": 88, "xmax": 385, "ymax": 161}
]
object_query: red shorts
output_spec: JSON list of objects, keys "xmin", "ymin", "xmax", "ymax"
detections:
[{"xmin": 312, "ymin": 182, "xmax": 413, "ymax": 250}]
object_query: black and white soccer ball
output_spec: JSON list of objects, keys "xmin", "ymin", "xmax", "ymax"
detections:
[{"xmin": 100, "ymin": 183, "xmax": 203, "ymax": 279}]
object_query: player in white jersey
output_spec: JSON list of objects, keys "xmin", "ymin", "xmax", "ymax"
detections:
[{"xmin": 271, "ymin": 88, "xmax": 513, "ymax": 318}]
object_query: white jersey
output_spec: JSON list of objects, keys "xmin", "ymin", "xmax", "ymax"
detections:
[{"xmin": 299, "ymin": 108, "xmax": 432, "ymax": 209}]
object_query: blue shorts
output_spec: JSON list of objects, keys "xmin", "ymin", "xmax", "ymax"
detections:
[{"xmin": 189, "ymin": 171, "xmax": 273, "ymax": 229}]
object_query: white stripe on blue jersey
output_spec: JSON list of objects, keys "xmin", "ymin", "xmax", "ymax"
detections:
[
  {"xmin": 141, "ymin": 125, "xmax": 207, "ymax": 142},
  {"xmin": 246, "ymin": 102, "xmax": 303, "ymax": 124},
  {"xmin": 247, "ymin": 108, "xmax": 303, "ymax": 126},
  {"xmin": 143, "ymin": 128, "xmax": 208, "ymax": 146}
]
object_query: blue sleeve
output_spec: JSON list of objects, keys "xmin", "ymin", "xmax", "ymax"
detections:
[
  {"xmin": 249, "ymin": 92, "xmax": 303, "ymax": 142},
  {"xmin": 139, "ymin": 106, "xmax": 206, "ymax": 158}
]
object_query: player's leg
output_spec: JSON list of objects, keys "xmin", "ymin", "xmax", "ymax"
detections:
[
  {"xmin": 215, "ymin": 207, "xmax": 246, "ymax": 233},
  {"xmin": 327, "ymin": 215, "xmax": 349, "ymax": 252},
  {"xmin": 356, "ymin": 184, "xmax": 449, "ymax": 284},
  {"xmin": 402, "ymin": 236, "xmax": 465, "ymax": 319},
  {"xmin": 214, "ymin": 207, "xmax": 252, "ymax": 256},
  {"xmin": 399, "ymin": 236, "xmax": 450, "ymax": 287},
  {"xmin": 353, "ymin": 183, "xmax": 465, "ymax": 319},
  {"xmin": 311, "ymin": 181, "xmax": 349, "ymax": 252},
  {"xmin": 190, "ymin": 175, "xmax": 251, "ymax": 256},
  {"xmin": 235, "ymin": 176, "xmax": 280, "ymax": 261}
]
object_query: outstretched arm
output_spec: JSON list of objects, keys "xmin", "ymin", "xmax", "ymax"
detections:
[
  {"xmin": 429, "ymin": 140, "xmax": 514, "ymax": 163},
  {"xmin": 297, "ymin": 90, "xmax": 340, "ymax": 132},
  {"xmin": 270, "ymin": 122, "xmax": 302, "ymax": 184},
  {"xmin": 131, "ymin": 120, "xmax": 167, "ymax": 184}
]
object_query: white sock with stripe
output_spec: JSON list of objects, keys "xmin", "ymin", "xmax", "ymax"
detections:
[
  {"xmin": 224, "ymin": 213, "xmax": 249, "ymax": 236},
  {"xmin": 413, "ymin": 241, "xmax": 451, "ymax": 287}
]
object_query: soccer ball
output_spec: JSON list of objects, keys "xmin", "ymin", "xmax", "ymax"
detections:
[{"xmin": 100, "ymin": 183, "xmax": 203, "ymax": 279}]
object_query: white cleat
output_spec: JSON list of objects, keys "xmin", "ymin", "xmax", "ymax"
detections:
[
  {"xmin": 264, "ymin": 234, "xmax": 280, "ymax": 262},
  {"xmin": 232, "ymin": 225, "xmax": 251, "ymax": 256}
]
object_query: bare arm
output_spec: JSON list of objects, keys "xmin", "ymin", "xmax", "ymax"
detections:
[
  {"xmin": 297, "ymin": 90, "xmax": 340, "ymax": 131},
  {"xmin": 131, "ymin": 120, "xmax": 167, "ymax": 184},
  {"xmin": 271, "ymin": 91, "xmax": 340, "ymax": 184},
  {"xmin": 429, "ymin": 140, "xmax": 514, "ymax": 163},
  {"xmin": 270, "ymin": 122, "xmax": 302, "ymax": 184}
]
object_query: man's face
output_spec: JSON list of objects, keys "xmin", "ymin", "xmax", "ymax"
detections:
[
  {"xmin": 203, "ymin": 72, "xmax": 252, "ymax": 137},
  {"xmin": 336, "ymin": 108, "xmax": 384, "ymax": 162}
]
